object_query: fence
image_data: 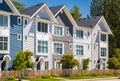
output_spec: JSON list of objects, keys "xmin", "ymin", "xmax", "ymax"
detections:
[{"xmin": 1, "ymin": 69, "xmax": 120, "ymax": 79}]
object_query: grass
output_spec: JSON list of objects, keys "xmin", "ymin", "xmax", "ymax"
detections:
[{"xmin": 30, "ymin": 78, "xmax": 62, "ymax": 81}]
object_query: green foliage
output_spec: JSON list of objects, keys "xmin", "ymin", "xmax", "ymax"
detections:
[
  {"xmin": 21, "ymin": 75, "xmax": 28, "ymax": 79},
  {"xmin": 108, "ymin": 57, "xmax": 120, "ymax": 69},
  {"xmin": 91, "ymin": 72, "xmax": 102, "ymax": 77},
  {"xmin": 60, "ymin": 54, "xmax": 80, "ymax": 69},
  {"xmin": 70, "ymin": 5, "xmax": 82, "ymax": 19},
  {"xmin": 75, "ymin": 73, "xmax": 82, "ymax": 77},
  {"xmin": 82, "ymin": 58, "xmax": 90, "ymax": 70},
  {"xmin": 42, "ymin": 74, "xmax": 50, "ymax": 78},
  {"xmin": 90, "ymin": 0, "xmax": 120, "ymax": 57},
  {"xmin": 12, "ymin": 0, "xmax": 25, "ymax": 10},
  {"xmin": 13, "ymin": 50, "xmax": 34, "ymax": 70},
  {"xmin": 30, "ymin": 78, "xmax": 61, "ymax": 81},
  {"xmin": 52, "ymin": 74, "xmax": 59, "ymax": 77},
  {"xmin": 8, "ymin": 76, "xmax": 15, "ymax": 80}
]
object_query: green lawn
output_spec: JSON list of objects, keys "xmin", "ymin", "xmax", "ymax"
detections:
[{"xmin": 30, "ymin": 78, "xmax": 62, "ymax": 81}]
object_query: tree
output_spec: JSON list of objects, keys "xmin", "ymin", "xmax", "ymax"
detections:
[
  {"xmin": 12, "ymin": 0, "xmax": 25, "ymax": 11},
  {"xmin": 13, "ymin": 50, "xmax": 34, "ymax": 81},
  {"xmin": 60, "ymin": 54, "xmax": 79, "ymax": 69},
  {"xmin": 70, "ymin": 5, "xmax": 82, "ymax": 19},
  {"xmin": 90, "ymin": 0, "xmax": 120, "ymax": 57},
  {"xmin": 82, "ymin": 58, "xmax": 90, "ymax": 70}
]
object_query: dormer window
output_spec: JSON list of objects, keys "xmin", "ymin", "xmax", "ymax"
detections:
[
  {"xmin": 0, "ymin": 15, "xmax": 8, "ymax": 28},
  {"xmin": 37, "ymin": 22, "xmax": 48, "ymax": 33}
]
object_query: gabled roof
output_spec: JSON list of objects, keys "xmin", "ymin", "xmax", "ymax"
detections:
[
  {"xmin": 20, "ymin": 3, "xmax": 57, "ymax": 23},
  {"xmin": 75, "ymin": 16, "xmax": 102, "ymax": 29},
  {"xmin": 20, "ymin": 3, "xmax": 44, "ymax": 16},
  {"xmin": 50, "ymin": 5, "xmax": 78, "ymax": 27},
  {"xmin": 49, "ymin": 5, "xmax": 64, "ymax": 16},
  {"xmin": 4, "ymin": 0, "xmax": 20, "ymax": 15}
]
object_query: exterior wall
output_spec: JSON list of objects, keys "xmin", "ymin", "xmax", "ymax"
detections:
[
  {"xmin": 73, "ymin": 28, "xmax": 92, "ymax": 70},
  {"xmin": 0, "ymin": 0, "xmax": 13, "ymax": 13},
  {"xmin": 10, "ymin": 15, "xmax": 23, "ymax": 68},
  {"xmin": 92, "ymin": 22, "xmax": 108, "ymax": 70},
  {"xmin": 52, "ymin": 10, "xmax": 73, "ymax": 69}
]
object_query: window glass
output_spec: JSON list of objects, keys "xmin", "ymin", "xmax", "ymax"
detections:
[
  {"xmin": 76, "ymin": 30, "xmax": 83, "ymax": 38},
  {"xmin": 76, "ymin": 45, "xmax": 83, "ymax": 55},
  {"xmin": 0, "ymin": 37, "xmax": 8, "ymax": 51},
  {"xmin": 54, "ymin": 43, "xmax": 63, "ymax": 54},
  {"xmin": 37, "ymin": 22, "xmax": 48, "ymax": 33},
  {"xmin": 54, "ymin": 26, "xmax": 63, "ymax": 36},
  {"xmin": 38, "ymin": 41, "xmax": 48, "ymax": 53},
  {"xmin": 101, "ymin": 34, "xmax": 106, "ymax": 42},
  {"xmin": 101, "ymin": 48, "xmax": 106, "ymax": 57}
]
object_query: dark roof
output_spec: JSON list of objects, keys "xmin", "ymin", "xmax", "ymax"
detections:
[
  {"xmin": 20, "ymin": 3, "xmax": 45, "ymax": 16},
  {"xmin": 75, "ymin": 16, "xmax": 102, "ymax": 29},
  {"xmin": 49, "ymin": 5, "xmax": 64, "ymax": 15}
]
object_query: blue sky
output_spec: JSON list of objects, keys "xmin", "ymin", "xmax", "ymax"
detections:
[{"xmin": 18, "ymin": 0, "xmax": 91, "ymax": 18}]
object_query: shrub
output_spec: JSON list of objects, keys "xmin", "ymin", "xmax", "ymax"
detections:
[
  {"xmin": 76, "ymin": 73, "xmax": 82, "ymax": 77},
  {"xmin": 21, "ymin": 75, "xmax": 28, "ymax": 79},
  {"xmin": 8, "ymin": 76, "xmax": 15, "ymax": 80},
  {"xmin": 82, "ymin": 73, "xmax": 89, "ymax": 76},
  {"xmin": 52, "ymin": 74, "xmax": 59, "ymax": 77},
  {"xmin": 42, "ymin": 74, "xmax": 50, "ymax": 78},
  {"xmin": 91, "ymin": 72, "xmax": 103, "ymax": 76}
]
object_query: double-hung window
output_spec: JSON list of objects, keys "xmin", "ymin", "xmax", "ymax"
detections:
[
  {"xmin": 38, "ymin": 41, "xmax": 48, "ymax": 53},
  {"xmin": 0, "ymin": 15, "xmax": 8, "ymax": 28},
  {"xmin": 101, "ymin": 34, "xmax": 106, "ymax": 42},
  {"xmin": 76, "ymin": 45, "xmax": 83, "ymax": 55},
  {"xmin": 54, "ymin": 26, "xmax": 63, "ymax": 36},
  {"xmin": 0, "ymin": 37, "xmax": 8, "ymax": 51},
  {"xmin": 37, "ymin": 22, "xmax": 48, "ymax": 33},
  {"xmin": 101, "ymin": 48, "xmax": 106, "ymax": 57},
  {"xmin": 76, "ymin": 30, "xmax": 83, "ymax": 38},
  {"xmin": 54, "ymin": 43, "xmax": 63, "ymax": 54}
]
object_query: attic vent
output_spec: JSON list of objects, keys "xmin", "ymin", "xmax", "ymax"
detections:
[{"xmin": 0, "ymin": 0, "xmax": 3, "ymax": 3}]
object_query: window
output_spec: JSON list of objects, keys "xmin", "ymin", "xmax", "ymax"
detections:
[
  {"xmin": 45, "ymin": 61, "xmax": 49, "ymax": 70},
  {"xmin": 0, "ymin": 37, "xmax": 8, "ymax": 51},
  {"xmin": 54, "ymin": 26, "xmax": 63, "ymax": 36},
  {"xmin": 24, "ymin": 35, "xmax": 27, "ymax": 40},
  {"xmin": 0, "ymin": 15, "xmax": 8, "ymax": 27},
  {"xmin": 37, "ymin": 22, "xmax": 48, "ymax": 33},
  {"xmin": 101, "ymin": 48, "xmax": 106, "ymax": 57},
  {"xmin": 76, "ymin": 30, "xmax": 83, "ymax": 38},
  {"xmin": 17, "ymin": 34, "xmax": 22, "ymax": 40},
  {"xmin": 87, "ymin": 31, "xmax": 90, "ymax": 38},
  {"xmin": 101, "ymin": 34, "xmax": 106, "ymax": 42},
  {"xmin": 38, "ymin": 41, "xmax": 48, "ymax": 53},
  {"xmin": 56, "ymin": 62, "xmax": 61, "ymax": 69},
  {"xmin": 66, "ymin": 27, "xmax": 69, "ymax": 36},
  {"xmin": 18, "ymin": 17, "xmax": 22, "ymax": 25},
  {"xmin": 0, "ymin": 0, "xmax": 3, "ymax": 3},
  {"xmin": 76, "ymin": 45, "xmax": 83, "ymax": 55},
  {"xmin": 54, "ymin": 43, "xmax": 63, "ymax": 54},
  {"xmin": 24, "ymin": 19, "xmax": 28, "ymax": 25},
  {"xmin": 69, "ymin": 43, "xmax": 72, "ymax": 49}
]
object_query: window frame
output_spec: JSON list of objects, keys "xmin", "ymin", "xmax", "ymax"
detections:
[
  {"xmin": 0, "ymin": 15, "xmax": 8, "ymax": 28},
  {"xmin": 37, "ymin": 22, "xmax": 48, "ymax": 33},
  {"xmin": 45, "ymin": 61, "xmax": 49, "ymax": 70},
  {"xmin": 38, "ymin": 40, "xmax": 48, "ymax": 54},
  {"xmin": 101, "ymin": 34, "xmax": 106, "ymax": 42},
  {"xmin": 54, "ymin": 25, "xmax": 64, "ymax": 37},
  {"xmin": 66, "ymin": 27, "xmax": 69, "ymax": 36},
  {"xmin": 75, "ymin": 45, "xmax": 83, "ymax": 56},
  {"xmin": 76, "ymin": 30, "xmax": 83, "ymax": 39},
  {"xmin": 101, "ymin": 48, "xmax": 107, "ymax": 57},
  {"xmin": 0, "ymin": 36, "xmax": 8, "ymax": 51},
  {"xmin": 17, "ymin": 34, "xmax": 22, "ymax": 40},
  {"xmin": 53, "ymin": 42, "xmax": 64, "ymax": 55},
  {"xmin": 17, "ymin": 17, "xmax": 22, "ymax": 25}
]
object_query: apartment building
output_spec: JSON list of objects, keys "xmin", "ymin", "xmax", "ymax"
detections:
[{"xmin": 0, "ymin": 0, "xmax": 112, "ymax": 70}]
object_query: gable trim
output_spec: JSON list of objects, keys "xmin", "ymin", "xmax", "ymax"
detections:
[
  {"xmin": 31, "ymin": 3, "xmax": 57, "ymax": 23},
  {"xmin": 5, "ymin": 0, "xmax": 20, "ymax": 15},
  {"xmin": 54, "ymin": 5, "xmax": 78, "ymax": 28}
]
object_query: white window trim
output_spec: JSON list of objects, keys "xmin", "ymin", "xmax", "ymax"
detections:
[
  {"xmin": 17, "ymin": 34, "xmax": 22, "ymax": 40},
  {"xmin": 53, "ymin": 24, "xmax": 64, "ymax": 37},
  {"xmin": 75, "ymin": 44, "xmax": 84, "ymax": 56},
  {"xmin": 66, "ymin": 27, "xmax": 69, "ymax": 36},
  {"xmin": 23, "ymin": 18, "xmax": 28, "ymax": 26},
  {"xmin": 37, "ymin": 40, "xmax": 49, "ymax": 55},
  {"xmin": 0, "ymin": 14, "xmax": 9, "ymax": 28},
  {"xmin": 100, "ymin": 47, "xmax": 107, "ymax": 57},
  {"xmin": 75, "ymin": 29, "xmax": 84, "ymax": 39},
  {"xmin": 24, "ymin": 35, "xmax": 27, "ymax": 41},
  {"xmin": 100, "ymin": 33, "xmax": 107, "ymax": 42},
  {"xmin": 17, "ymin": 17, "xmax": 22, "ymax": 25},
  {"xmin": 55, "ymin": 60, "xmax": 62, "ymax": 70},
  {"xmin": 36, "ymin": 21, "xmax": 49, "ymax": 34},
  {"xmin": 53, "ymin": 41, "xmax": 64, "ymax": 55},
  {"xmin": 69, "ymin": 43, "xmax": 72, "ymax": 49}
]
